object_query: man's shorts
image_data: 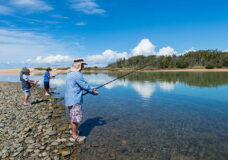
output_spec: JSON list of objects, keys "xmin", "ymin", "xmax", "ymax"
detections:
[
  {"xmin": 68, "ymin": 104, "xmax": 82, "ymax": 123},
  {"xmin": 44, "ymin": 82, "xmax": 50, "ymax": 89},
  {"xmin": 24, "ymin": 90, "xmax": 31, "ymax": 96}
]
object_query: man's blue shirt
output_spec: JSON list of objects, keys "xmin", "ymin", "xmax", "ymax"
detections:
[
  {"xmin": 65, "ymin": 71, "xmax": 95, "ymax": 106},
  {"xmin": 44, "ymin": 71, "xmax": 50, "ymax": 82}
]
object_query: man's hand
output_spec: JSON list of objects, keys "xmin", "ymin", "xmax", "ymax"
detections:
[
  {"xmin": 92, "ymin": 87, "xmax": 97, "ymax": 91},
  {"xmin": 93, "ymin": 91, "xmax": 99, "ymax": 95}
]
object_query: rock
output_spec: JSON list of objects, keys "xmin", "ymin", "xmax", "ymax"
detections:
[
  {"xmin": 23, "ymin": 152, "xmax": 29, "ymax": 157},
  {"xmin": 51, "ymin": 141, "xmax": 59, "ymax": 146},
  {"xmin": 121, "ymin": 140, "xmax": 127, "ymax": 145},
  {"xmin": 97, "ymin": 148, "xmax": 107, "ymax": 153},
  {"xmin": 28, "ymin": 143, "xmax": 41, "ymax": 149},
  {"xmin": 34, "ymin": 149, "xmax": 40, "ymax": 154},
  {"xmin": 3, "ymin": 143, "xmax": 10, "ymax": 148},
  {"xmin": 42, "ymin": 152, "xmax": 48, "ymax": 157},
  {"xmin": 43, "ymin": 114, "xmax": 52, "ymax": 119},
  {"xmin": 61, "ymin": 150, "xmax": 71, "ymax": 157},
  {"xmin": 53, "ymin": 156, "xmax": 60, "ymax": 160},
  {"xmin": 56, "ymin": 138, "xmax": 66, "ymax": 143},
  {"xmin": 24, "ymin": 127, "xmax": 32, "ymax": 132},
  {"xmin": 40, "ymin": 146, "xmax": 45, "ymax": 150},
  {"xmin": 25, "ymin": 137, "xmax": 34, "ymax": 144},
  {"xmin": 66, "ymin": 143, "xmax": 74, "ymax": 147},
  {"xmin": 46, "ymin": 130, "xmax": 57, "ymax": 136},
  {"xmin": 0, "ymin": 123, "xmax": 4, "ymax": 128},
  {"xmin": 109, "ymin": 153, "xmax": 116, "ymax": 160},
  {"xmin": 1, "ymin": 150, "xmax": 7, "ymax": 154},
  {"xmin": 12, "ymin": 152, "xmax": 20, "ymax": 157},
  {"xmin": 53, "ymin": 149, "xmax": 58, "ymax": 153},
  {"xmin": 17, "ymin": 147, "xmax": 24, "ymax": 153}
]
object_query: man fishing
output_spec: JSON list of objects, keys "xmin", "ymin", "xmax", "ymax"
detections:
[
  {"xmin": 65, "ymin": 59, "xmax": 99, "ymax": 143},
  {"xmin": 43, "ymin": 67, "xmax": 55, "ymax": 96},
  {"xmin": 20, "ymin": 67, "xmax": 39, "ymax": 105}
]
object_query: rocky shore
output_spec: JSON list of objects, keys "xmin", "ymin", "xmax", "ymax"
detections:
[{"xmin": 0, "ymin": 82, "xmax": 77, "ymax": 160}]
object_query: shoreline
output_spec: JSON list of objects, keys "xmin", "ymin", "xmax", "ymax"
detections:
[
  {"xmin": 0, "ymin": 68, "xmax": 228, "ymax": 75},
  {"xmin": 0, "ymin": 82, "xmax": 76, "ymax": 159}
]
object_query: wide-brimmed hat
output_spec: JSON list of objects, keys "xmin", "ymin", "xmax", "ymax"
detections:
[
  {"xmin": 21, "ymin": 67, "xmax": 30, "ymax": 73},
  {"xmin": 46, "ymin": 67, "xmax": 52, "ymax": 71},
  {"xmin": 74, "ymin": 58, "xmax": 87, "ymax": 65}
]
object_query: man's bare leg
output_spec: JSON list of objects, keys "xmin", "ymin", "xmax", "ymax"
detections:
[{"xmin": 71, "ymin": 122, "xmax": 78, "ymax": 139}]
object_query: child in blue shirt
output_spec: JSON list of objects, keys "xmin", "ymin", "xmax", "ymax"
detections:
[{"xmin": 43, "ymin": 67, "xmax": 55, "ymax": 96}]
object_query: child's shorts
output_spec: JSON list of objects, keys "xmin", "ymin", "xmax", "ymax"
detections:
[
  {"xmin": 24, "ymin": 90, "xmax": 31, "ymax": 96},
  {"xmin": 44, "ymin": 82, "xmax": 50, "ymax": 89}
]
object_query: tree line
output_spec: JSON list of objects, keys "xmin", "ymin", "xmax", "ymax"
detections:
[{"xmin": 106, "ymin": 50, "xmax": 228, "ymax": 69}]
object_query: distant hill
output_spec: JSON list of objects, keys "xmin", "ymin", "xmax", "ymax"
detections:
[{"xmin": 106, "ymin": 50, "xmax": 228, "ymax": 69}]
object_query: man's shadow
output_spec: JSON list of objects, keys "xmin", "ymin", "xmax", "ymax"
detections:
[{"xmin": 78, "ymin": 117, "xmax": 106, "ymax": 137}]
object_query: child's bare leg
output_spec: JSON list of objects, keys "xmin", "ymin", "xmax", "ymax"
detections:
[
  {"xmin": 45, "ymin": 88, "xmax": 49, "ymax": 94},
  {"xmin": 24, "ymin": 96, "xmax": 29, "ymax": 104}
]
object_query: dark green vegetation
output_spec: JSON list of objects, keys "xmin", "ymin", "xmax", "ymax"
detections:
[{"xmin": 107, "ymin": 50, "xmax": 228, "ymax": 69}]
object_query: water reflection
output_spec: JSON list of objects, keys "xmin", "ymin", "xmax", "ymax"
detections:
[
  {"xmin": 84, "ymin": 73, "xmax": 128, "ymax": 89},
  {"xmin": 84, "ymin": 74, "xmax": 157, "ymax": 99},
  {"xmin": 131, "ymin": 81, "xmax": 156, "ymax": 99},
  {"xmin": 0, "ymin": 72, "xmax": 228, "ymax": 160},
  {"xmin": 159, "ymin": 81, "xmax": 176, "ymax": 92}
]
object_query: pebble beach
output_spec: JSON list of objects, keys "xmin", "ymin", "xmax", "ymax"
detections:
[{"xmin": 0, "ymin": 82, "xmax": 78, "ymax": 160}]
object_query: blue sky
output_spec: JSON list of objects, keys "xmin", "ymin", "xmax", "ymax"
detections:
[{"xmin": 0, "ymin": 0, "xmax": 228, "ymax": 68}]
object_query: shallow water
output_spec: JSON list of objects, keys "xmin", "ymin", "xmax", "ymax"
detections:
[{"xmin": 1, "ymin": 72, "xmax": 228, "ymax": 160}]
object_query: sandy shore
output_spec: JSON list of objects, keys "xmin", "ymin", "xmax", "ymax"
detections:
[
  {"xmin": 0, "ymin": 68, "xmax": 228, "ymax": 75},
  {"xmin": 0, "ymin": 82, "xmax": 78, "ymax": 159}
]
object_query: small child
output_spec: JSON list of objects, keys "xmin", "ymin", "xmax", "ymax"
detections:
[
  {"xmin": 43, "ymin": 67, "xmax": 55, "ymax": 96},
  {"xmin": 20, "ymin": 67, "xmax": 39, "ymax": 105}
]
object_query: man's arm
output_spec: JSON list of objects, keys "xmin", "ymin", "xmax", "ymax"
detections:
[{"xmin": 75, "ymin": 74, "xmax": 98, "ymax": 95}]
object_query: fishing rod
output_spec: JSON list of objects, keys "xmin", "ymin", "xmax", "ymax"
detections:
[{"xmin": 83, "ymin": 63, "xmax": 153, "ymax": 96}]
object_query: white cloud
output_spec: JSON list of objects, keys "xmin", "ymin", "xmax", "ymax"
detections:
[
  {"xmin": 9, "ymin": 0, "xmax": 52, "ymax": 12},
  {"xmin": 181, "ymin": 48, "xmax": 196, "ymax": 55},
  {"xmin": 159, "ymin": 82, "xmax": 175, "ymax": 92},
  {"xmin": 157, "ymin": 46, "xmax": 176, "ymax": 56},
  {"xmin": 51, "ymin": 14, "xmax": 69, "ymax": 19},
  {"xmin": 132, "ymin": 39, "xmax": 156, "ymax": 56},
  {"xmin": 0, "ymin": 5, "xmax": 14, "ymax": 15},
  {"xmin": 0, "ymin": 28, "xmax": 78, "ymax": 64},
  {"xmin": 26, "ymin": 55, "xmax": 72, "ymax": 64},
  {"xmin": 131, "ymin": 81, "xmax": 156, "ymax": 99},
  {"xmin": 70, "ymin": 0, "xmax": 105, "ymax": 14},
  {"xmin": 86, "ymin": 49, "xmax": 129, "ymax": 66},
  {"xmin": 75, "ymin": 21, "xmax": 87, "ymax": 26}
]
